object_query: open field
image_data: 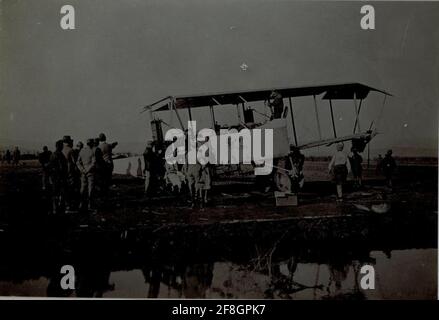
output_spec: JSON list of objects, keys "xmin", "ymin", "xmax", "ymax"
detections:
[{"xmin": 0, "ymin": 159, "xmax": 437, "ymax": 298}]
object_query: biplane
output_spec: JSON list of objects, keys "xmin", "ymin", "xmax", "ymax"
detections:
[
  {"xmin": 108, "ymin": 82, "xmax": 393, "ymax": 189},
  {"xmin": 142, "ymin": 82, "xmax": 391, "ymax": 158}
]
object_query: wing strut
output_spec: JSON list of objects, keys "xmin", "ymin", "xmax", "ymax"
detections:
[
  {"xmin": 289, "ymin": 97, "xmax": 298, "ymax": 146},
  {"xmin": 329, "ymin": 99, "xmax": 337, "ymax": 138},
  {"xmin": 353, "ymin": 97, "xmax": 363, "ymax": 134},
  {"xmin": 171, "ymin": 99, "xmax": 185, "ymax": 130},
  {"xmin": 313, "ymin": 95, "xmax": 322, "ymax": 140}
]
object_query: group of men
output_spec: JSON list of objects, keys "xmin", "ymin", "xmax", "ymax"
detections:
[
  {"xmin": 38, "ymin": 133, "xmax": 117, "ymax": 214},
  {"xmin": 0, "ymin": 147, "xmax": 21, "ymax": 166},
  {"xmin": 141, "ymin": 139, "xmax": 398, "ymax": 206},
  {"xmin": 142, "ymin": 142, "xmax": 212, "ymax": 208},
  {"xmin": 328, "ymin": 143, "xmax": 397, "ymax": 201}
]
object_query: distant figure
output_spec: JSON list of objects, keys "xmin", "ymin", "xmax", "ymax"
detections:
[
  {"xmin": 98, "ymin": 133, "xmax": 118, "ymax": 195},
  {"xmin": 382, "ymin": 149, "xmax": 397, "ymax": 188},
  {"xmin": 62, "ymin": 136, "xmax": 76, "ymax": 212},
  {"xmin": 12, "ymin": 147, "xmax": 20, "ymax": 166},
  {"xmin": 48, "ymin": 140, "xmax": 68, "ymax": 214},
  {"xmin": 5, "ymin": 149, "xmax": 11, "ymax": 164},
  {"xmin": 376, "ymin": 154, "xmax": 383, "ymax": 175},
  {"xmin": 328, "ymin": 142, "xmax": 351, "ymax": 202},
  {"xmin": 38, "ymin": 146, "xmax": 52, "ymax": 191},
  {"xmin": 72, "ymin": 141, "xmax": 84, "ymax": 207},
  {"xmin": 268, "ymin": 90, "xmax": 284, "ymax": 119},
  {"xmin": 349, "ymin": 147, "xmax": 363, "ymax": 188},
  {"xmin": 93, "ymin": 138, "xmax": 104, "ymax": 194},
  {"xmin": 77, "ymin": 139, "xmax": 96, "ymax": 212}
]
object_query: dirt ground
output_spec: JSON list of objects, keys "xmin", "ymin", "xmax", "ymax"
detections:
[{"xmin": 0, "ymin": 159, "xmax": 437, "ymax": 231}]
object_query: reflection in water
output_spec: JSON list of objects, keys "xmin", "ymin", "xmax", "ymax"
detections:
[
  {"xmin": 76, "ymin": 266, "xmax": 114, "ymax": 297},
  {"xmin": 0, "ymin": 238, "xmax": 436, "ymax": 299},
  {"xmin": 96, "ymin": 249, "xmax": 436, "ymax": 299},
  {"xmin": 138, "ymin": 263, "xmax": 214, "ymax": 298}
]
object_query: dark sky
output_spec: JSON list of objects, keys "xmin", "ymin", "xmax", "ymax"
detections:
[{"xmin": 1, "ymin": 0, "xmax": 438, "ymax": 155}]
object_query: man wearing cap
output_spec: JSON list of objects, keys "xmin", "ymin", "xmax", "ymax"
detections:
[
  {"xmin": 98, "ymin": 133, "xmax": 118, "ymax": 196},
  {"xmin": 77, "ymin": 139, "xmax": 96, "ymax": 211}
]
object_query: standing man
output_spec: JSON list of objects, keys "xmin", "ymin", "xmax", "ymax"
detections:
[
  {"xmin": 328, "ymin": 142, "xmax": 351, "ymax": 202},
  {"xmin": 382, "ymin": 149, "xmax": 397, "ymax": 188},
  {"xmin": 38, "ymin": 146, "xmax": 52, "ymax": 191},
  {"xmin": 73, "ymin": 141, "xmax": 84, "ymax": 163},
  {"xmin": 48, "ymin": 140, "xmax": 68, "ymax": 214},
  {"xmin": 92, "ymin": 138, "xmax": 103, "ymax": 195},
  {"xmin": 77, "ymin": 139, "xmax": 96, "ymax": 212},
  {"xmin": 5, "ymin": 150, "xmax": 11, "ymax": 165},
  {"xmin": 72, "ymin": 141, "xmax": 84, "ymax": 207},
  {"xmin": 268, "ymin": 90, "xmax": 284, "ymax": 119},
  {"xmin": 184, "ymin": 161, "xmax": 201, "ymax": 208},
  {"xmin": 61, "ymin": 136, "xmax": 76, "ymax": 212},
  {"xmin": 286, "ymin": 145, "xmax": 305, "ymax": 192},
  {"xmin": 375, "ymin": 154, "xmax": 383, "ymax": 175},
  {"xmin": 98, "ymin": 133, "xmax": 118, "ymax": 196},
  {"xmin": 349, "ymin": 147, "xmax": 363, "ymax": 188},
  {"xmin": 12, "ymin": 146, "xmax": 21, "ymax": 166}
]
